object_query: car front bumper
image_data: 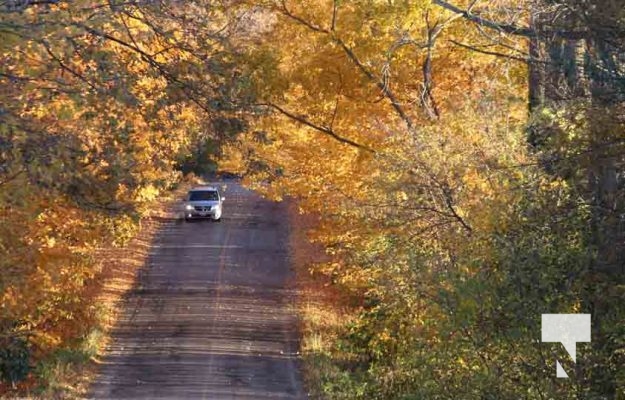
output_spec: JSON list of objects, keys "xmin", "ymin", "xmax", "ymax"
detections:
[{"xmin": 186, "ymin": 211, "xmax": 218, "ymax": 218}]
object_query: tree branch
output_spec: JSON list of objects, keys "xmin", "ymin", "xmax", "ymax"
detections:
[
  {"xmin": 334, "ymin": 38, "xmax": 415, "ymax": 130},
  {"xmin": 434, "ymin": 0, "xmax": 535, "ymax": 36},
  {"xmin": 0, "ymin": 169, "xmax": 24, "ymax": 187},
  {"xmin": 331, "ymin": 0, "xmax": 338, "ymax": 31},
  {"xmin": 276, "ymin": 3, "xmax": 415, "ymax": 131},
  {"xmin": 449, "ymin": 39, "xmax": 534, "ymax": 64},
  {"xmin": 433, "ymin": 0, "xmax": 604, "ymax": 40},
  {"xmin": 441, "ymin": 183, "xmax": 473, "ymax": 233},
  {"xmin": 278, "ymin": 1, "xmax": 329, "ymax": 33},
  {"xmin": 258, "ymin": 102, "xmax": 375, "ymax": 152},
  {"xmin": 40, "ymin": 40, "xmax": 101, "ymax": 92},
  {"xmin": 75, "ymin": 22, "xmax": 217, "ymax": 115}
]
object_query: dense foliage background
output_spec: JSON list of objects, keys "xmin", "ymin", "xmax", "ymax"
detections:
[{"xmin": 1, "ymin": 0, "xmax": 623, "ymax": 398}]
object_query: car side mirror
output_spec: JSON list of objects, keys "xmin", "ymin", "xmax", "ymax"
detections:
[{"xmin": 221, "ymin": 197, "xmax": 226, "ymax": 202}]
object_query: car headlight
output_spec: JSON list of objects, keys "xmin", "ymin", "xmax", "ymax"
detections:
[{"xmin": 185, "ymin": 204, "xmax": 194, "ymax": 210}]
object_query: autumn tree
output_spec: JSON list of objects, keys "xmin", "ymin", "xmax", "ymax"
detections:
[
  {"xmin": 0, "ymin": 0, "xmax": 249, "ymax": 390},
  {"xmin": 222, "ymin": 0, "xmax": 624, "ymax": 398}
]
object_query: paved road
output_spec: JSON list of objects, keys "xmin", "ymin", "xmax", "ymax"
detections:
[{"xmin": 89, "ymin": 183, "xmax": 305, "ymax": 399}]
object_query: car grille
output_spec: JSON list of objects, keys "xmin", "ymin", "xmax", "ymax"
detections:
[{"xmin": 194, "ymin": 206, "xmax": 212, "ymax": 212}]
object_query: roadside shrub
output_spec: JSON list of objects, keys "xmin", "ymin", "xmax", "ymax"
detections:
[{"xmin": 0, "ymin": 321, "xmax": 31, "ymax": 387}]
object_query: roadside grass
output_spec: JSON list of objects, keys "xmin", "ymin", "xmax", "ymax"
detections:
[
  {"xmin": 288, "ymin": 204, "xmax": 358, "ymax": 399},
  {"xmin": 299, "ymin": 300, "xmax": 355, "ymax": 400},
  {"xmin": 32, "ymin": 328, "xmax": 103, "ymax": 399}
]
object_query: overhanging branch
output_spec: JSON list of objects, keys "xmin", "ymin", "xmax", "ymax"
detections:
[
  {"xmin": 277, "ymin": 2, "xmax": 415, "ymax": 131},
  {"xmin": 258, "ymin": 102, "xmax": 375, "ymax": 153},
  {"xmin": 433, "ymin": 0, "xmax": 605, "ymax": 40}
]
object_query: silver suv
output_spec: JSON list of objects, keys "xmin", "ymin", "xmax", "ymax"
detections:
[{"xmin": 183, "ymin": 186, "xmax": 225, "ymax": 221}]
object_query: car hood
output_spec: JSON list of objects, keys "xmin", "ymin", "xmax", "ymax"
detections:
[{"xmin": 187, "ymin": 200, "xmax": 220, "ymax": 206}]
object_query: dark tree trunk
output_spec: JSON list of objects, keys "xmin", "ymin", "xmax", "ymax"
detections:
[{"xmin": 529, "ymin": 1, "xmax": 625, "ymax": 275}]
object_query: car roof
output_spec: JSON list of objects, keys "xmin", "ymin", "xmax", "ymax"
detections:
[{"xmin": 189, "ymin": 186, "xmax": 219, "ymax": 192}]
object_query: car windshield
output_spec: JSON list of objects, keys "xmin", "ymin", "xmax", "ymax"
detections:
[{"xmin": 188, "ymin": 190, "xmax": 219, "ymax": 201}]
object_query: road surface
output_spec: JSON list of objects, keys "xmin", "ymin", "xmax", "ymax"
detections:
[{"xmin": 89, "ymin": 183, "xmax": 305, "ymax": 399}]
